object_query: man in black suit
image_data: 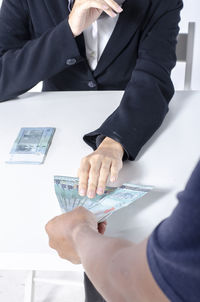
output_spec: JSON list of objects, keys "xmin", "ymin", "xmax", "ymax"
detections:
[{"xmin": 0, "ymin": 0, "xmax": 183, "ymax": 301}]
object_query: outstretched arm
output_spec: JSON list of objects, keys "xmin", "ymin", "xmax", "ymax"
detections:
[
  {"xmin": 79, "ymin": 0, "xmax": 183, "ymax": 198},
  {"xmin": 84, "ymin": 0, "xmax": 183, "ymax": 160},
  {"xmin": 73, "ymin": 223, "xmax": 169, "ymax": 302},
  {"xmin": 45, "ymin": 207, "xmax": 169, "ymax": 302}
]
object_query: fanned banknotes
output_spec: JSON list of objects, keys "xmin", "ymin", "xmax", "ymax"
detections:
[
  {"xmin": 6, "ymin": 127, "xmax": 55, "ymax": 164},
  {"xmin": 54, "ymin": 176, "xmax": 153, "ymax": 222}
]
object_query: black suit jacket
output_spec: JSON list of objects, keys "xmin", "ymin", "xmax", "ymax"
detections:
[{"xmin": 0, "ymin": 0, "xmax": 183, "ymax": 159}]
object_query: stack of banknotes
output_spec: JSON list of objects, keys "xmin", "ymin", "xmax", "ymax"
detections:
[
  {"xmin": 6, "ymin": 127, "xmax": 55, "ymax": 164},
  {"xmin": 54, "ymin": 176, "xmax": 153, "ymax": 222}
]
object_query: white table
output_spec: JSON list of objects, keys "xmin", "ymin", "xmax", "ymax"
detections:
[{"xmin": 0, "ymin": 91, "xmax": 199, "ymax": 300}]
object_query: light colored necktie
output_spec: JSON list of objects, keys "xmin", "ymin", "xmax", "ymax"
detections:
[{"xmin": 68, "ymin": 0, "xmax": 125, "ymax": 19}]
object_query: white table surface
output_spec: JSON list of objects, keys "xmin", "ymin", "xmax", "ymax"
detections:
[{"xmin": 0, "ymin": 90, "xmax": 199, "ymax": 271}]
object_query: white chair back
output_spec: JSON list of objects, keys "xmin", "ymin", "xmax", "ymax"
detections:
[{"xmin": 176, "ymin": 22, "xmax": 195, "ymax": 90}]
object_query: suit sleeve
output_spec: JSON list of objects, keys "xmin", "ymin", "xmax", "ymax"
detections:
[
  {"xmin": 83, "ymin": 0, "xmax": 183, "ymax": 160},
  {"xmin": 0, "ymin": 0, "xmax": 83, "ymax": 101}
]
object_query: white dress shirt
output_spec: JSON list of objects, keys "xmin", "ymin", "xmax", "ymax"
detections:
[{"xmin": 83, "ymin": 15, "xmax": 119, "ymax": 70}]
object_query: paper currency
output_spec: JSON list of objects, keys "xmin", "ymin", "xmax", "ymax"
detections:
[
  {"xmin": 54, "ymin": 176, "xmax": 153, "ymax": 222},
  {"xmin": 6, "ymin": 127, "xmax": 55, "ymax": 164}
]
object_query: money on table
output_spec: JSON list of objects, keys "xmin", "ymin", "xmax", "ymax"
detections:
[
  {"xmin": 6, "ymin": 127, "xmax": 55, "ymax": 164},
  {"xmin": 54, "ymin": 176, "xmax": 153, "ymax": 222}
]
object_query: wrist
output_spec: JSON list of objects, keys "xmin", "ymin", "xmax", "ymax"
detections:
[
  {"xmin": 73, "ymin": 224, "xmax": 98, "ymax": 256},
  {"xmin": 68, "ymin": 15, "xmax": 79, "ymax": 37},
  {"xmin": 98, "ymin": 137, "xmax": 124, "ymax": 156}
]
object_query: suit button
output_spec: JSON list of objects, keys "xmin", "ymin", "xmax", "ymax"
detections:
[
  {"xmin": 66, "ymin": 58, "xmax": 77, "ymax": 65},
  {"xmin": 88, "ymin": 81, "xmax": 96, "ymax": 88}
]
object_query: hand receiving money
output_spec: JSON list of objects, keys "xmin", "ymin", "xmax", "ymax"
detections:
[
  {"xmin": 54, "ymin": 175, "xmax": 152, "ymax": 222},
  {"xmin": 78, "ymin": 137, "xmax": 124, "ymax": 199},
  {"xmin": 51, "ymin": 180, "xmax": 153, "ymax": 263}
]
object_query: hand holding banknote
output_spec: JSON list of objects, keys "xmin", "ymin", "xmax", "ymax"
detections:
[
  {"xmin": 78, "ymin": 137, "xmax": 124, "ymax": 199},
  {"xmin": 50, "ymin": 178, "xmax": 152, "ymax": 262},
  {"xmin": 54, "ymin": 176, "xmax": 152, "ymax": 222},
  {"xmin": 45, "ymin": 207, "xmax": 100, "ymax": 264}
]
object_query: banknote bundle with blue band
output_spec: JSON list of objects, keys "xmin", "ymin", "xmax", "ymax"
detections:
[
  {"xmin": 54, "ymin": 176, "xmax": 153, "ymax": 222},
  {"xmin": 6, "ymin": 127, "xmax": 56, "ymax": 164}
]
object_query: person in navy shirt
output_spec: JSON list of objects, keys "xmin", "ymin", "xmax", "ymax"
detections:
[{"xmin": 46, "ymin": 159, "xmax": 200, "ymax": 302}]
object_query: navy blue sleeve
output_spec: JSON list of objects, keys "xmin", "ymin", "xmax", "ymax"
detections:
[
  {"xmin": 0, "ymin": 0, "xmax": 83, "ymax": 101},
  {"xmin": 147, "ymin": 160, "xmax": 200, "ymax": 302},
  {"xmin": 83, "ymin": 0, "xmax": 183, "ymax": 160}
]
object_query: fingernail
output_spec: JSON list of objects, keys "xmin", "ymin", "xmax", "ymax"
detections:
[
  {"xmin": 88, "ymin": 191, "xmax": 95, "ymax": 198},
  {"xmin": 79, "ymin": 189, "xmax": 86, "ymax": 196},
  {"xmin": 110, "ymin": 177, "xmax": 116, "ymax": 183},
  {"xmin": 97, "ymin": 187, "xmax": 104, "ymax": 195}
]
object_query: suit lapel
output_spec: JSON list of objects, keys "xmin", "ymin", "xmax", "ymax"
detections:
[{"xmin": 93, "ymin": 0, "xmax": 150, "ymax": 77}]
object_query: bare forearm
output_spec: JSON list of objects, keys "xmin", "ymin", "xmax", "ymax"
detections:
[
  {"xmin": 46, "ymin": 207, "xmax": 169, "ymax": 302},
  {"xmin": 74, "ymin": 225, "xmax": 133, "ymax": 301}
]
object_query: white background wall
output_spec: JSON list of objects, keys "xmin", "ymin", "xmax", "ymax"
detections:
[{"xmin": 0, "ymin": 0, "xmax": 199, "ymax": 90}]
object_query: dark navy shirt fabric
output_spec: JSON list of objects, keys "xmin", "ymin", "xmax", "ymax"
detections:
[{"xmin": 147, "ymin": 160, "xmax": 200, "ymax": 302}]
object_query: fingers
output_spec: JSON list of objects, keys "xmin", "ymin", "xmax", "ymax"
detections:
[
  {"xmin": 110, "ymin": 160, "xmax": 122, "ymax": 183},
  {"xmin": 78, "ymin": 159, "xmax": 90, "ymax": 196},
  {"xmin": 104, "ymin": 0, "xmax": 123, "ymax": 13},
  {"xmin": 81, "ymin": 1, "xmax": 114, "ymax": 18},
  {"xmin": 78, "ymin": 138, "xmax": 123, "ymax": 198},
  {"xmin": 87, "ymin": 161, "xmax": 102, "ymax": 198},
  {"xmin": 96, "ymin": 160, "xmax": 111, "ymax": 195},
  {"xmin": 81, "ymin": 0, "xmax": 123, "ymax": 17},
  {"xmin": 78, "ymin": 156, "xmax": 122, "ymax": 198},
  {"xmin": 78, "ymin": 155, "xmax": 111, "ymax": 198}
]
